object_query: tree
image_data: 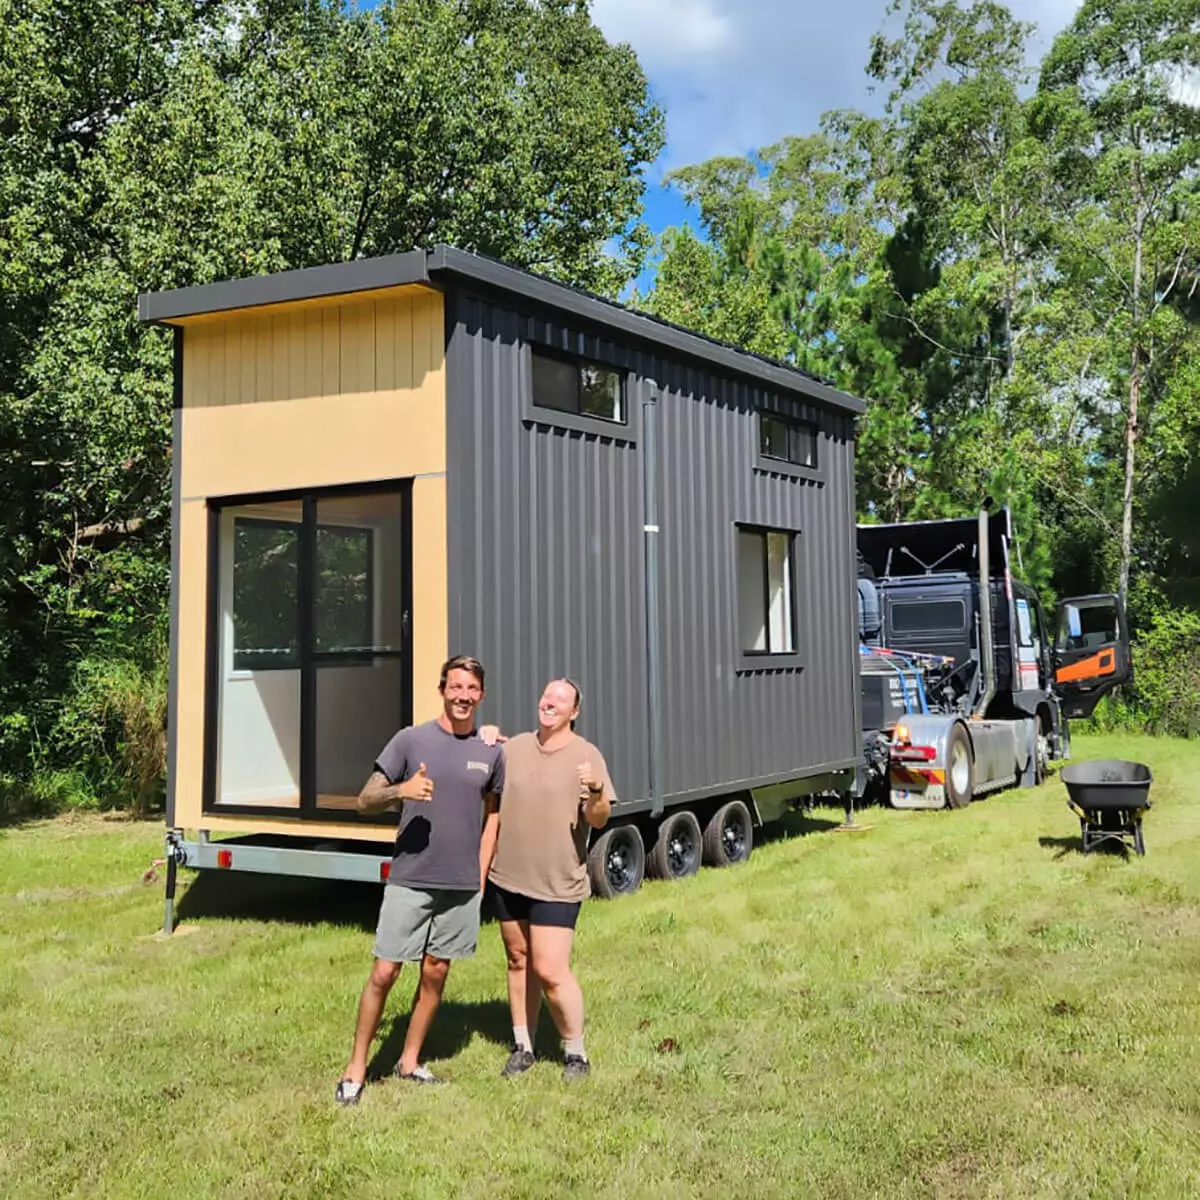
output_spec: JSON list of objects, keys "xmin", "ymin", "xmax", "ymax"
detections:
[{"xmin": 1036, "ymin": 0, "xmax": 1200, "ymax": 608}]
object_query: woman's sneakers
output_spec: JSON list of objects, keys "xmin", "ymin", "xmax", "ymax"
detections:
[
  {"xmin": 501, "ymin": 1046, "xmax": 536, "ymax": 1077},
  {"xmin": 335, "ymin": 1078, "xmax": 364, "ymax": 1106}
]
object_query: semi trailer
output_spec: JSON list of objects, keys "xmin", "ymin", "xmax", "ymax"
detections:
[{"xmin": 138, "ymin": 248, "xmax": 1132, "ymax": 926}]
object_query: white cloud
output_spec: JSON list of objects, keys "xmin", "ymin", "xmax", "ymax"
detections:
[
  {"xmin": 592, "ymin": 0, "xmax": 1084, "ymax": 174},
  {"xmin": 590, "ymin": 0, "xmax": 735, "ymax": 67}
]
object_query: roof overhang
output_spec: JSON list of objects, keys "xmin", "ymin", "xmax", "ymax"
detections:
[{"xmin": 138, "ymin": 245, "xmax": 868, "ymax": 414}]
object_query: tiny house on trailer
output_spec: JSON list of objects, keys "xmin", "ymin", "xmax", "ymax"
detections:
[{"xmin": 139, "ymin": 246, "xmax": 866, "ymax": 924}]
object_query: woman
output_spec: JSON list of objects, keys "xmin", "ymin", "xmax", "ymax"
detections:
[{"xmin": 486, "ymin": 677, "xmax": 615, "ymax": 1080}]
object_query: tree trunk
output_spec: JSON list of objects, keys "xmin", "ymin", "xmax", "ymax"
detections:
[
  {"xmin": 1120, "ymin": 209, "xmax": 1146, "ymax": 609},
  {"xmin": 1120, "ymin": 351, "xmax": 1139, "ymax": 608}
]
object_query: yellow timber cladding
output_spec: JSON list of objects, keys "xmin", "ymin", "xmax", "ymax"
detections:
[{"xmin": 173, "ymin": 284, "xmax": 447, "ymax": 839}]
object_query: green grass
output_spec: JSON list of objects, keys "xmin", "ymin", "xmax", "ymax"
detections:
[{"xmin": 3, "ymin": 734, "xmax": 1200, "ymax": 1198}]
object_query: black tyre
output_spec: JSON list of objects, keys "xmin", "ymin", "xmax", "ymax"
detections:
[
  {"xmin": 646, "ymin": 810, "xmax": 703, "ymax": 881},
  {"xmin": 945, "ymin": 723, "xmax": 974, "ymax": 809},
  {"xmin": 702, "ymin": 799, "xmax": 753, "ymax": 867},
  {"xmin": 587, "ymin": 823, "xmax": 645, "ymax": 899}
]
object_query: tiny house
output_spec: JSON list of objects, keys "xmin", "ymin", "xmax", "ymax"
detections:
[{"xmin": 139, "ymin": 247, "xmax": 867, "ymax": 913}]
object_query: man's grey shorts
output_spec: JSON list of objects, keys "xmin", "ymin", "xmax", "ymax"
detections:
[{"xmin": 373, "ymin": 884, "xmax": 482, "ymax": 963}]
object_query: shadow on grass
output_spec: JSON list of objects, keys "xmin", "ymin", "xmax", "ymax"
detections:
[
  {"xmin": 366, "ymin": 997, "xmax": 513, "ymax": 1079},
  {"xmin": 1038, "ymin": 835, "xmax": 1130, "ymax": 860},
  {"xmin": 176, "ymin": 872, "xmax": 514, "ymax": 934},
  {"xmin": 177, "ymin": 870, "xmax": 383, "ymax": 932},
  {"xmin": 757, "ymin": 808, "xmax": 847, "ymax": 848}
]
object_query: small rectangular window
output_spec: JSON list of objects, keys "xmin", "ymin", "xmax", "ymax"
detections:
[
  {"xmin": 1015, "ymin": 598, "xmax": 1034, "ymax": 647},
  {"xmin": 738, "ymin": 528, "xmax": 795, "ymax": 654},
  {"xmin": 759, "ymin": 411, "xmax": 817, "ymax": 469},
  {"xmin": 1056, "ymin": 599, "xmax": 1119, "ymax": 652},
  {"xmin": 532, "ymin": 351, "xmax": 624, "ymax": 423}
]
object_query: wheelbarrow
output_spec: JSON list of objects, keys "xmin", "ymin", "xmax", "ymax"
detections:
[{"xmin": 1061, "ymin": 760, "xmax": 1153, "ymax": 856}]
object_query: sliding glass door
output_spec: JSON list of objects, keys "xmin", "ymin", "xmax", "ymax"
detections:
[{"xmin": 206, "ymin": 482, "xmax": 411, "ymax": 820}]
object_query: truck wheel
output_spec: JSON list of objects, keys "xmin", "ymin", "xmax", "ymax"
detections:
[
  {"xmin": 703, "ymin": 799, "xmax": 753, "ymax": 867},
  {"xmin": 646, "ymin": 810, "xmax": 702, "ymax": 881},
  {"xmin": 587, "ymin": 824, "xmax": 645, "ymax": 899},
  {"xmin": 945, "ymin": 724, "xmax": 974, "ymax": 809}
]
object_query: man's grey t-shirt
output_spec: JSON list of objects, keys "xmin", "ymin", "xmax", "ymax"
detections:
[{"xmin": 375, "ymin": 720, "xmax": 504, "ymax": 891}]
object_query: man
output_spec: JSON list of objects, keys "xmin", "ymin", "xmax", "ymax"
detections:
[
  {"xmin": 485, "ymin": 678, "xmax": 615, "ymax": 1081},
  {"xmin": 335, "ymin": 655, "xmax": 503, "ymax": 1106}
]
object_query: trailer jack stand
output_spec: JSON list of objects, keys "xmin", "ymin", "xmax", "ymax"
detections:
[
  {"xmin": 834, "ymin": 791, "xmax": 871, "ymax": 833},
  {"xmin": 162, "ymin": 831, "xmax": 187, "ymax": 935}
]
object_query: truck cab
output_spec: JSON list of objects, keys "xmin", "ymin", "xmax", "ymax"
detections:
[{"xmin": 856, "ymin": 506, "xmax": 1131, "ymax": 806}]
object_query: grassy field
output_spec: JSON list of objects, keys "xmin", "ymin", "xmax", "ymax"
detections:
[{"xmin": 2, "ymin": 734, "xmax": 1199, "ymax": 1199}]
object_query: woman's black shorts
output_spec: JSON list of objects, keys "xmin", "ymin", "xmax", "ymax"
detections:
[{"xmin": 489, "ymin": 883, "xmax": 581, "ymax": 929}]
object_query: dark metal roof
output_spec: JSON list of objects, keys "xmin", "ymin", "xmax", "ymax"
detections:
[{"xmin": 138, "ymin": 245, "xmax": 867, "ymax": 414}]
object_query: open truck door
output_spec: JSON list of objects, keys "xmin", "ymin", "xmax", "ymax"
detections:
[{"xmin": 1054, "ymin": 594, "xmax": 1131, "ymax": 719}]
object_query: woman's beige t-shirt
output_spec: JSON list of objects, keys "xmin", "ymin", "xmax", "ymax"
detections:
[{"xmin": 488, "ymin": 731, "xmax": 618, "ymax": 903}]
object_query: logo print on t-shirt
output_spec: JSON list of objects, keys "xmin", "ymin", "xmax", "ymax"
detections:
[{"xmin": 467, "ymin": 761, "xmax": 490, "ymax": 773}]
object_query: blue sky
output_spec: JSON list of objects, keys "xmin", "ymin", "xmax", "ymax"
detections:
[{"xmin": 589, "ymin": 0, "xmax": 1084, "ymax": 251}]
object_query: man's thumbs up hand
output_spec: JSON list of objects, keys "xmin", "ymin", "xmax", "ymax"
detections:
[{"xmin": 403, "ymin": 763, "xmax": 434, "ymax": 802}]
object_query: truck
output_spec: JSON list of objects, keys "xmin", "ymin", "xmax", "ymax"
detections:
[{"xmin": 853, "ymin": 505, "xmax": 1131, "ymax": 810}]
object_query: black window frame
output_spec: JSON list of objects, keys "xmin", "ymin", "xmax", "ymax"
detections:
[
  {"xmin": 755, "ymin": 408, "xmax": 821, "ymax": 480},
  {"xmin": 735, "ymin": 523, "xmax": 803, "ymax": 672},
  {"xmin": 889, "ymin": 598, "xmax": 967, "ymax": 635},
  {"xmin": 525, "ymin": 343, "xmax": 635, "ymax": 441},
  {"xmin": 204, "ymin": 479, "xmax": 412, "ymax": 825}
]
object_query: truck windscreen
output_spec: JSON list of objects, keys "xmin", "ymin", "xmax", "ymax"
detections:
[{"xmin": 890, "ymin": 599, "xmax": 966, "ymax": 634}]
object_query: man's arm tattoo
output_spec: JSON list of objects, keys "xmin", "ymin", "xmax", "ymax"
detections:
[{"xmin": 357, "ymin": 770, "xmax": 406, "ymax": 814}]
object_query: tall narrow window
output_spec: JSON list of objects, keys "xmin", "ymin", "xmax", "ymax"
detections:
[{"xmin": 738, "ymin": 528, "xmax": 796, "ymax": 654}]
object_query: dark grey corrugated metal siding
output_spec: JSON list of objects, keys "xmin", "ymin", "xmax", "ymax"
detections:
[
  {"xmin": 653, "ymin": 365, "xmax": 860, "ymax": 799},
  {"xmin": 445, "ymin": 292, "xmax": 860, "ymax": 810},
  {"xmin": 444, "ymin": 295, "xmax": 650, "ymax": 804}
]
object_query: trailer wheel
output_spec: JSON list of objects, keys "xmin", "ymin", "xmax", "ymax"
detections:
[
  {"xmin": 587, "ymin": 824, "xmax": 645, "ymax": 899},
  {"xmin": 703, "ymin": 799, "xmax": 753, "ymax": 867},
  {"xmin": 945, "ymin": 724, "xmax": 974, "ymax": 809},
  {"xmin": 646, "ymin": 810, "xmax": 702, "ymax": 881}
]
